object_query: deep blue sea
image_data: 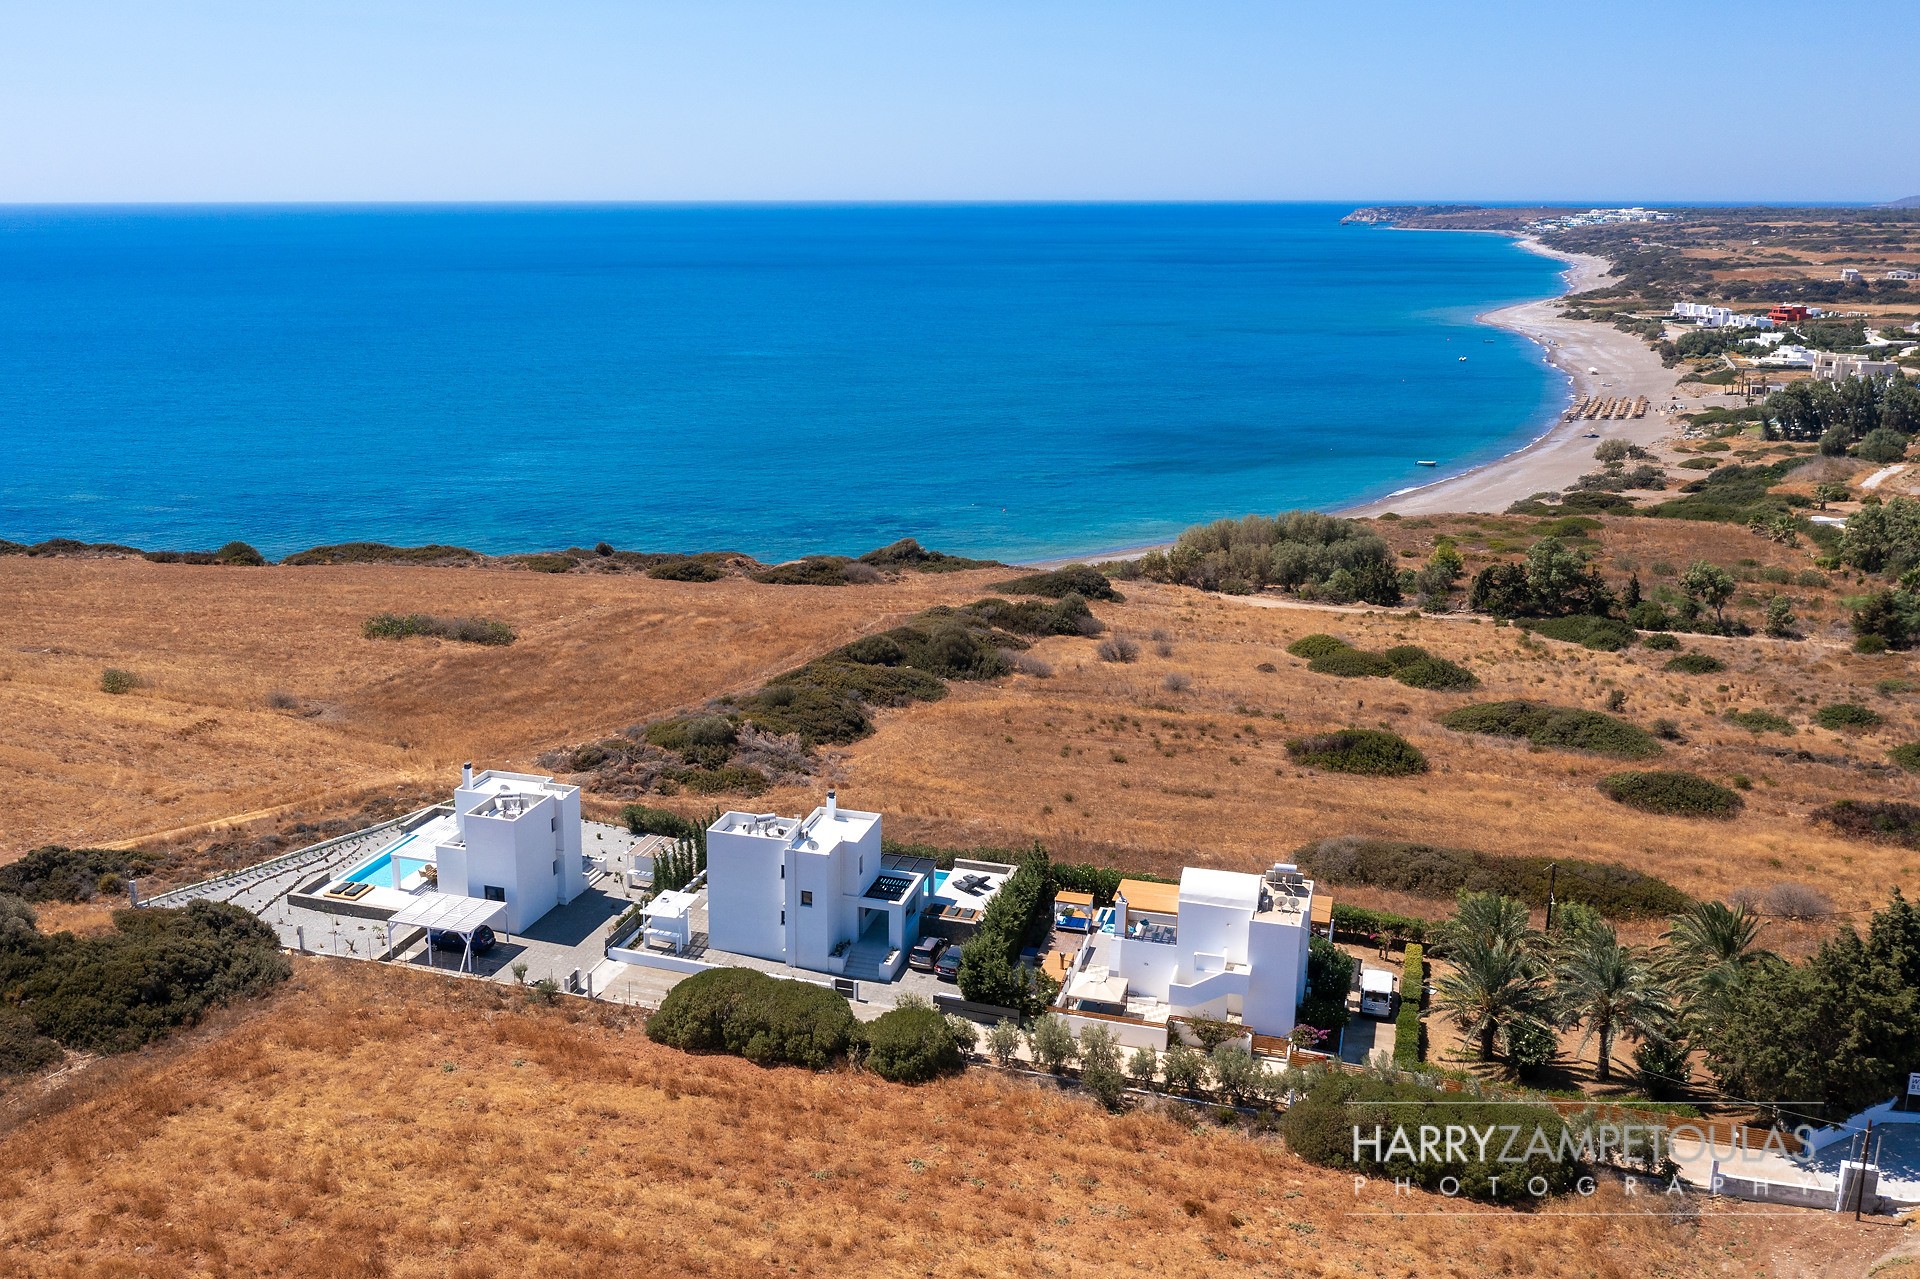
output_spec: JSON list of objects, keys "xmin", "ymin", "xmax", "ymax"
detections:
[{"xmin": 0, "ymin": 204, "xmax": 1567, "ymax": 562}]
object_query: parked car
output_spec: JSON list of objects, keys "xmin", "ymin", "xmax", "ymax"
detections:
[
  {"xmin": 908, "ymin": 936, "xmax": 949, "ymax": 972},
  {"xmin": 934, "ymin": 947, "xmax": 962, "ymax": 982},
  {"xmin": 1358, "ymin": 968, "xmax": 1395, "ymax": 1019},
  {"xmin": 428, "ymin": 924, "xmax": 496, "ymax": 955}
]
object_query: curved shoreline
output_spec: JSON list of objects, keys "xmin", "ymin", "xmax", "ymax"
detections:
[{"xmin": 1020, "ymin": 233, "xmax": 1685, "ymax": 567}]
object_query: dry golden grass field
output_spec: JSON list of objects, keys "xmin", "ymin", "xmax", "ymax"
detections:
[
  {"xmin": 0, "ymin": 961, "xmax": 1898, "ymax": 1279},
  {"xmin": 0, "ymin": 555, "xmax": 1006, "ymax": 854},
  {"xmin": 4, "ymin": 532, "xmax": 1917, "ymax": 919}
]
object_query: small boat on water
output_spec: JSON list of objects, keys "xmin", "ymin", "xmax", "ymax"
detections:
[
  {"xmin": 1416, "ymin": 460, "xmax": 1438, "ymax": 467},
  {"xmin": 1458, "ymin": 356, "xmax": 1467, "ymax": 361}
]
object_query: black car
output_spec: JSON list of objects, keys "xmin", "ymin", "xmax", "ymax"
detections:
[
  {"xmin": 428, "ymin": 924, "xmax": 496, "ymax": 955},
  {"xmin": 934, "ymin": 947, "xmax": 962, "ymax": 982},
  {"xmin": 908, "ymin": 936, "xmax": 949, "ymax": 972}
]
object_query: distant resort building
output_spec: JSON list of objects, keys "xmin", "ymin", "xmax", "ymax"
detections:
[
  {"xmin": 1768, "ymin": 304, "xmax": 1817, "ymax": 324},
  {"xmin": 1528, "ymin": 207, "xmax": 1674, "ymax": 233},
  {"xmin": 1813, "ymin": 352, "xmax": 1901, "ymax": 382},
  {"xmin": 1887, "ymin": 269, "xmax": 1919, "ymax": 281},
  {"xmin": 1671, "ymin": 301, "xmax": 1772, "ymax": 329},
  {"xmin": 1052, "ymin": 864, "xmax": 1317, "ymax": 1051}
]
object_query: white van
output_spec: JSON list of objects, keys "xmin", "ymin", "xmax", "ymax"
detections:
[{"xmin": 1359, "ymin": 969, "xmax": 1396, "ymax": 1019}]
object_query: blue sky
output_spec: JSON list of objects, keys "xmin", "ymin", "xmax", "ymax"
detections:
[{"xmin": 1, "ymin": 0, "xmax": 1913, "ymax": 204}]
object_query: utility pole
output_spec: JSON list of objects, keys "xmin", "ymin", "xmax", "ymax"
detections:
[
  {"xmin": 1545, "ymin": 863, "xmax": 1558, "ymax": 933},
  {"xmin": 1854, "ymin": 1120, "xmax": 1876, "ymax": 1221}
]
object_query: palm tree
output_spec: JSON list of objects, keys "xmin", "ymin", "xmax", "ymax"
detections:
[
  {"xmin": 1442, "ymin": 891, "xmax": 1538, "ymax": 954},
  {"xmin": 1552, "ymin": 925, "xmax": 1675, "ymax": 1083},
  {"xmin": 1658, "ymin": 901, "xmax": 1779, "ymax": 1034},
  {"xmin": 1435, "ymin": 937, "xmax": 1552, "ymax": 1063}
]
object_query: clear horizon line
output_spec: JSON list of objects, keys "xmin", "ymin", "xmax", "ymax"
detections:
[{"xmin": 0, "ymin": 197, "xmax": 1898, "ymax": 211}]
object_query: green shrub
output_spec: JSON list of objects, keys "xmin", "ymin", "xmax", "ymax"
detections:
[
  {"xmin": 989, "ymin": 565, "xmax": 1123, "ymax": 602},
  {"xmin": 1814, "ymin": 702, "xmax": 1884, "ymax": 730},
  {"xmin": 645, "ymin": 967, "xmax": 859, "ymax": 1069},
  {"xmin": 956, "ymin": 849, "xmax": 1052, "ymax": 1013},
  {"xmin": 1287, "ymin": 634, "xmax": 1352, "ymax": 660},
  {"xmin": 960, "ymin": 594, "xmax": 1100, "ymax": 637},
  {"xmin": 646, "ymin": 556, "xmax": 728, "ymax": 582},
  {"xmin": 1393, "ymin": 944, "xmax": 1425, "ymax": 1067},
  {"xmin": 1286, "ymin": 729, "xmax": 1428, "ymax": 776},
  {"xmin": 141, "ymin": 540, "xmax": 267, "ymax": 567},
  {"xmin": 281, "ymin": 542, "xmax": 480, "ymax": 566},
  {"xmin": 1726, "ymin": 709, "xmax": 1796, "ymax": 735},
  {"xmin": 751, "ymin": 556, "xmax": 862, "ymax": 586},
  {"xmin": 1380, "ymin": 645, "xmax": 1432, "ymax": 668},
  {"xmin": 506, "ymin": 553, "xmax": 577, "ymax": 574},
  {"xmin": 1521, "ymin": 615, "xmax": 1638, "ymax": 651},
  {"xmin": 1307, "ymin": 648, "xmax": 1396, "ymax": 678},
  {"xmin": 1391, "ymin": 656, "xmax": 1480, "ymax": 691},
  {"xmin": 1280, "ymin": 1072, "xmax": 1587, "ymax": 1201},
  {"xmin": 858, "ymin": 538, "xmax": 998, "ymax": 573},
  {"xmin": 362, "ymin": 613, "xmax": 516, "ymax": 646},
  {"xmin": 99, "ymin": 668, "xmax": 140, "ymax": 695},
  {"xmin": 1664, "ymin": 653, "xmax": 1725, "ymax": 674},
  {"xmin": 1295, "ymin": 836, "xmax": 1689, "ymax": 919},
  {"xmin": 1641, "ymin": 632, "xmax": 1681, "ymax": 651},
  {"xmin": 14, "ymin": 901, "xmax": 290, "ymax": 1054},
  {"xmin": 861, "ymin": 1005, "xmax": 967, "ymax": 1083},
  {"xmin": 0, "ymin": 1007, "xmax": 62, "ymax": 1077},
  {"xmin": 1598, "ymin": 771, "xmax": 1743, "ymax": 819},
  {"xmin": 1811, "ymin": 800, "xmax": 1920, "ymax": 849},
  {"xmin": 1439, "ymin": 701, "xmax": 1660, "ymax": 759},
  {"xmin": 619, "ymin": 804, "xmax": 702, "ymax": 842},
  {"xmin": 0, "ymin": 846, "xmax": 158, "ymax": 903},
  {"xmin": 1890, "ymin": 743, "xmax": 1920, "ymax": 773},
  {"xmin": 1329, "ymin": 903, "xmax": 1429, "ymax": 945}
]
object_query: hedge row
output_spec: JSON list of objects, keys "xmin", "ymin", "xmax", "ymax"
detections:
[
  {"xmin": 1296, "ymin": 836, "xmax": 1689, "ymax": 919},
  {"xmin": 1330, "ymin": 903, "xmax": 1429, "ymax": 945},
  {"xmin": 1393, "ymin": 944, "xmax": 1425, "ymax": 1068},
  {"xmin": 955, "ymin": 850, "xmax": 1053, "ymax": 1012}
]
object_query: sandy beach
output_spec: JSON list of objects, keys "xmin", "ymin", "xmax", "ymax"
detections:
[{"xmin": 1344, "ymin": 236, "xmax": 1693, "ymax": 517}]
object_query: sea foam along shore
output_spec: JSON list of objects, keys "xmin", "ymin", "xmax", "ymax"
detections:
[{"xmin": 1341, "ymin": 234, "xmax": 1689, "ymax": 519}]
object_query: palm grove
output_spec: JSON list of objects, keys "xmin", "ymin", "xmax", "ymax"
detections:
[{"xmin": 1432, "ymin": 886, "xmax": 1920, "ymax": 1120}]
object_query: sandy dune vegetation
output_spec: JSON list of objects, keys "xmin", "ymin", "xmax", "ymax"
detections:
[{"xmin": 1, "ymin": 960, "xmax": 1888, "ymax": 1279}]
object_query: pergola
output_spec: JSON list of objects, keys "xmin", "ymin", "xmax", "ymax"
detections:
[
  {"xmin": 384, "ymin": 892, "xmax": 508, "ymax": 974},
  {"xmin": 640, "ymin": 889, "xmax": 697, "ymax": 954}
]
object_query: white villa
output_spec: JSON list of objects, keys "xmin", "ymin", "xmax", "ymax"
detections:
[
  {"xmin": 1054, "ymin": 864, "xmax": 1316, "ymax": 1050},
  {"xmin": 706, "ymin": 791, "xmax": 967, "ymax": 981},
  {"xmin": 318, "ymin": 764, "xmax": 585, "ymax": 936}
]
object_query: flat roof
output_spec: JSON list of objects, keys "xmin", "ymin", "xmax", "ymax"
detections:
[
  {"xmin": 1180, "ymin": 866, "xmax": 1261, "ymax": 912},
  {"xmin": 1054, "ymin": 890, "xmax": 1095, "ymax": 908},
  {"xmin": 1117, "ymin": 878, "xmax": 1180, "ymax": 917}
]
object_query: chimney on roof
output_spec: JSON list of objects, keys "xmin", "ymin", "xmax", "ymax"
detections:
[
  {"xmin": 825, "ymin": 787, "xmax": 838, "ymax": 822},
  {"xmin": 462, "ymin": 761, "xmax": 474, "ymax": 786}
]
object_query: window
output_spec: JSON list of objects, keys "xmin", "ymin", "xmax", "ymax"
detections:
[
  {"xmin": 800, "ymin": 891, "xmax": 813, "ymax": 907},
  {"xmin": 550, "ymin": 816, "xmax": 557, "ymax": 831},
  {"xmin": 780, "ymin": 910, "xmax": 786, "ymax": 925},
  {"xmin": 780, "ymin": 864, "xmax": 785, "ymax": 880},
  {"xmin": 483, "ymin": 885, "xmax": 505, "ymax": 902},
  {"xmin": 552, "ymin": 859, "xmax": 560, "ymax": 875}
]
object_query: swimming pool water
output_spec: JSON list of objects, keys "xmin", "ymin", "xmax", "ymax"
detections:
[
  {"xmin": 343, "ymin": 850, "xmax": 431, "ymax": 886},
  {"xmin": 932, "ymin": 870, "xmax": 952, "ymax": 894}
]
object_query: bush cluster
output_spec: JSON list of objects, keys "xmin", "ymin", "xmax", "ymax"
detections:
[
  {"xmin": 1439, "ymin": 701, "xmax": 1660, "ymax": 759},
  {"xmin": 1814, "ymin": 702, "xmax": 1884, "ymax": 731},
  {"xmin": 1811, "ymin": 800, "xmax": 1920, "ymax": 849},
  {"xmin": 1724, "ymin": 708, "xmax": 1795, "ymax": 735},
  {"xmin": 1891, "ymin": 743, "xmax": 1920, "ymax": 773},
  {"xmin": 644, "ymin": 967, "xmax": 860, "ymax": 1069},
  {"xmin": 1520, "ymin": 614, "xmax": 1638, "ymax": 651},
  {"xmin": 0, "ymin": 898, "xmax": 289, "ymax": 1056},
  {"xmin": 282, "ymin": 542, "xmax": 482, "ymax": 566},
  {"xmin": 1394, "ymin": 944, "xmax": 1425, "ymax": 1068},
  {"xmin": 141, "ymin": 540, "xmax": 266, "ymax": 567},
  {"xmin": 988, "ymin": 565, "xmax": 1123, "ymax": 602},
  {"xmin": 1294, "ymin": 836, "xmax": 1689, "ymax": 919},
  {"xmin": 1285, "ymin": 729, "xmax": 1428, "ymax": 776},
  {"xmin": 1294, "ymin": 636, "xmax": 1477, "ymax": 691},
  {"xmin": 363, "ymin": 613, "xmax": 517, "ymax": 646},
  {"xmin": 1664, "ymin": 652, "xmax": 1725, "ymax": 675},
  {"xmin": 645, "ymin": 555, "xmax": 729, "ymax": 582},
  {"xmin": 861, "ymin": 1005, "xmax": 968, "ymax": 1082},
  {"xmin": 1281, "ymin": 1072, "xmax": 1587, "ymax": 1201},
  {"xmin": 1136, "ymin": 511, "xmax": 1400, "ymax": 602},
  {"xmin": 0, "ymin": 846, "xmax": 159, "ymax": 903},
  {"xmin": 1598, "ymin": 770, "xmax": 1744, "ymax": 819},
  {"xmin": 858, "ymin": 538, "xmax": 998, "ymax": 574},
  {"xmin": 99, "ymin": 668, "xmax": 141, "ymax": 695},
  {"xmin": 750, "ymin": 556, "xmax": 877, "ymax": 587},
  {"xmin": 1330, "ymin": 903, "xmax": 1429, "ymax": 945}
]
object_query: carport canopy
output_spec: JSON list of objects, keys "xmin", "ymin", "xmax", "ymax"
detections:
[{"xmin": 384, "ymin": 893, "xmax": 508, "ymax": 973}]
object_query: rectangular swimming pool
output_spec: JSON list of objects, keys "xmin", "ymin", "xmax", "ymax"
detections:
[{"xmin": 343, "ymin": 847, "xmax": 431, "ymax": 886}]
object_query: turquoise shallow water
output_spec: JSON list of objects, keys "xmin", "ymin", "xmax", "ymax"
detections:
[{"xmin": 0, "ymin": 204, "xmax": 1566, "ymax": 562}]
